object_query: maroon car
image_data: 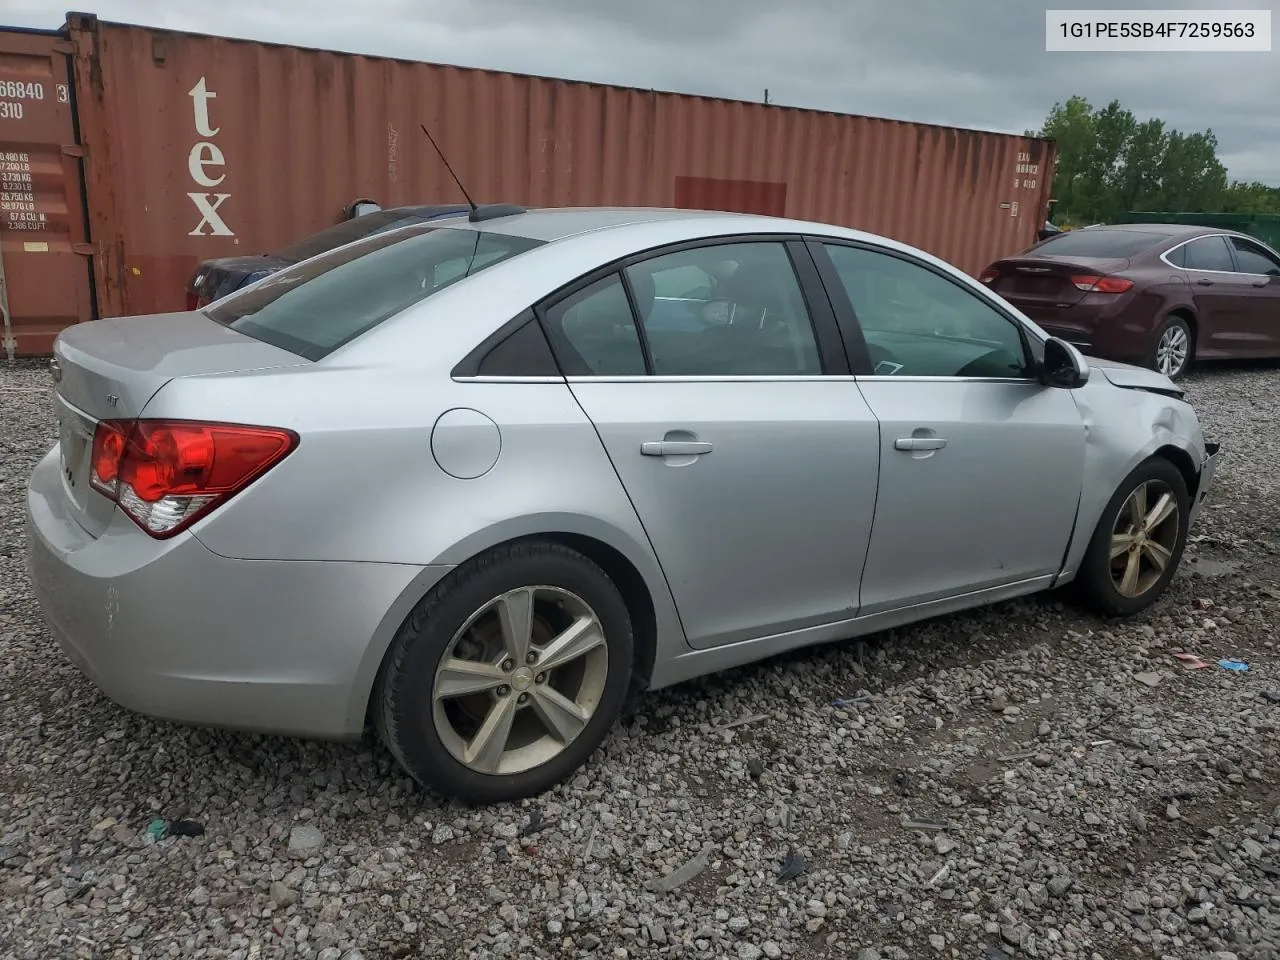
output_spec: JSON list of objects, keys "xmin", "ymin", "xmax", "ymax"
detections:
[{"xmin": 979, "ymin": 224, "xmax": 1280, "ymax": 378}]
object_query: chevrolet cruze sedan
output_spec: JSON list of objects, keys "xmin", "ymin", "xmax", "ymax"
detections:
[{"xmin": 28, "ymin": 206, "xmax": 1222, "ymax": 804}]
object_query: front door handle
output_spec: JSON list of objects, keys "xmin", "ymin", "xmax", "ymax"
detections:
[
  {"xmin": 895, "ymin": 437, "xmax": 947, "ymax": 451},
  {"xmin": 1252, "ymin": 279, "xmax": 1269, "ymax": 287},
  {"xmin": 641, "ymin": 440, "xmax": 713, "ymax": 456}
]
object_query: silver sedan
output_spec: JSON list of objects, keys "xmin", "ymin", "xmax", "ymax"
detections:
[{"xmin": 26, "ymin": 206, "xmax": 1223, "ymax": 804}]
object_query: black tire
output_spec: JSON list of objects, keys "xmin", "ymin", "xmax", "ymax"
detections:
[
  {"xmin": 374, "ymin": 540, "xmax": 633, "ymax": 805},
  {"xmin": 1148, "ymin": 315, "xmax": 1193, "ymax": 380},
  {"xmin": 1075, "ymin": 457, "xmax": 1189, "ymax": 617}
]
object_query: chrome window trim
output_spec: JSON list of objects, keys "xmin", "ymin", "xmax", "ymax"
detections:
[
  {"xmin": 562, "ymin": 375, "xmax": 858, "ymax": 384},
  {"xmin": 852, "ymin": 375, "xmax": 1038, "ymax": 385},
  {"xmin": 452, "ymin": 375, "xmax": 565, "ymax": 383},
  {"xmin": 456, "ymin": 373, "xmax": 1039, "ymax": 385},
  {"xmin": 1160, "ymin": 232, "xmax": 1280, "ymax": 278},
  {"xmin": 556, "ymin": 374, "xmax": 1034, "ymax": 385}
]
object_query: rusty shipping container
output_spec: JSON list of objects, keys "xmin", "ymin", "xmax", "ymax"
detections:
[
  {"xmin": 0, "ymin": 26, "xmax": 94, "ymax": 355},
  {"xmin": 0, "ymin": 13, "xmax": 1055, "ymax": 355}
]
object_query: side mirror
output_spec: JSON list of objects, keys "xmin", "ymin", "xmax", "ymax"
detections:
[
  {"xmin": 1041, "ymin": 337, "xmax": 1090, "ymax": 389},
  {"xmin": 344, "ymin": 197, "xmax": 382, "ymax": 220}
]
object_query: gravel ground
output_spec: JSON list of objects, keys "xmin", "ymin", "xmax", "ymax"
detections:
[{"xmin": 1, "ymin": 356, "xmax": 1277, "ymax": 960}]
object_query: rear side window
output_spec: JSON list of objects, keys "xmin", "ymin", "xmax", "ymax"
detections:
[
  {"xmin": 207, "ymin": 226, "xmax": 544, "ymax": 359},
  {"xmin": 1033, "ymin": 228, "xmax": 1170, "ymax": 258},
  {"xmin": 1181, "ymin": 236, "xmax": 1235, "ymax": 272},
  {"xmin": 544, "ymin": 274, "xmax": 648, "ymax": 376}
]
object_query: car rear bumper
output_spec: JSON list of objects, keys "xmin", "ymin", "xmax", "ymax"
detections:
[
  {"xmin": 25, "ymin": 446, "xmax": 448, "ymax": 739},
  {"xmin": 1010, "ymin": 296, "xmax": 1160, "ymax": 365},
  {"xmin": 1188, "ymin": 442, "xmax": 1223, "ymax": 530}
]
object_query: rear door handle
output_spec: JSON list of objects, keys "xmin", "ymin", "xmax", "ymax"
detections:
[
  {"xmin": 894, "ymin": 437, "xmax": 947, "ymax": 451},
  {"xmin": 641, "ymin": 440, "xmax": 713, "ymax": 456},
  {"xmin": 1252, "ymin": 279, "xmax": 1269, "ymax": 287},
  {"xmin": 1197, "ymin": 278, "xmax": 1214, "ymax": 286}
]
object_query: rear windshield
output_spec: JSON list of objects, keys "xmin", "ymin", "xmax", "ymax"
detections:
[
  {"xmin": 1032, "ymin": 228, "xmax": 1171, "ymax": 259},
  {"xmin": 274, "ymin": 210, "xmax": 446, "ymax": 262},
  {"xmin": 206, "ymin": 225, "xmax": 544, "ymax": 359}
]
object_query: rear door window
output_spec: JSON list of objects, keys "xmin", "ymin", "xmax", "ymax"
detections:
[
  {"xmin": 626, "ymin": 242, "xmax": 824, "ymax": 376},
  {"xmin": 206, "ymin": 226, "xmax": 544, "ymax": 359},
  {"xmin": 1181, "ymin": 236, "xmax": 1235, "ymax": 272}
]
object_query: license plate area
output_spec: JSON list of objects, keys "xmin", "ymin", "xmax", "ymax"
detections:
[{"xmin": 56, "ymin": 395, "xmax": 96, "ymax": 509}]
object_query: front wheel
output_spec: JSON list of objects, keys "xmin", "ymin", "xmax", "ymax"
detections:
[
  {"xmin": 1075, "ymin": 457, "xmax": 1189, "ymax": 617},
  {"xmin": 374, "ymin": 541, "xmax": 634, "ymax": 804},
  {"xmin": 1150, "ymin": 315, "xmax": 1193, "ymax": 379}
]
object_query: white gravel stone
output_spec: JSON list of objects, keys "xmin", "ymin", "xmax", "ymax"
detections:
[{"xmin": 288, "ymin": 824, "xmax": 325, "ymax": 856}]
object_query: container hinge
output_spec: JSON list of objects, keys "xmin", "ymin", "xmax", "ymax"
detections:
[
  {"xmin": 72, "ymin": 243, "xmax": 99, "ymax": 256},
  {"xmin": 51, "ymin": 41, "xmax": 74, "ymax": 55},
  {"xmin": 61, "ymin": 144, "xmax": 86, "ymax": 158}
]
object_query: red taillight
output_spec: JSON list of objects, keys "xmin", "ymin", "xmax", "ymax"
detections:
[
  {"xmin": 89, "ymin": 419, "xmax": 298, "ymax": 538},
  {"xmin": 978, "ymin": 268, "xmax": 999, "ymax": 284},
  {"xmin": 1070, "ymin": 274, "xmax": 1133, "ymax": 294},
  {"xmin": 90, "ymin": 422, "xmax": 127, "ymax": 487}
]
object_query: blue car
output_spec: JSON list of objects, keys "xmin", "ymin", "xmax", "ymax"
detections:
[{"xmin": 185, "ymin": 202, "xmax": 471, "ymax": 309}]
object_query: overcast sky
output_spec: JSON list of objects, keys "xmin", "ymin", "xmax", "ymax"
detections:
[{"xmin": 7, "ymin": 0, "xmax": 1278, "ymax": 186}]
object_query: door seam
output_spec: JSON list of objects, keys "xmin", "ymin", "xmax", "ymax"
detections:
[{"xmin": 559, "ymin": 380, "xmax": 693, "ymax": 646}]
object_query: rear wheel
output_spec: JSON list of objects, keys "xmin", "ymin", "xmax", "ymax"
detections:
[
  {"xmin": 1075, "ymin": 457, "xmax": 1189, "ymax": 617},
  {"xmin": 375, "ymin": 541, "xmax": 633, "ymax": 805},
  {"xmin": 1150, "ymin": 315, "xmax": 1193, "ymax": 379}
]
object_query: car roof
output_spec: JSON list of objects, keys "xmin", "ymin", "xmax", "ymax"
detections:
[
  {"xmin": 426, "ymin": 205, "xmax": 863, "ymax": 244},
  {"xmin": 1084, "ymin": 223, "xmax": 1240, "ymax": 240}
]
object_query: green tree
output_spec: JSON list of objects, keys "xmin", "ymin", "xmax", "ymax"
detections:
[
  {"xmin": 1032, "ymin": 97, "xmax": 1256, "ymax": 222},
  {"xmin": 1221, "ymin": 181, "xmax": 1280, "ymax": 214}
]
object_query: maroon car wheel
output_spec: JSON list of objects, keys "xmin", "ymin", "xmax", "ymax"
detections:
[{"xmin": 1150, "ymin": 315, "xmax": 1193, "ymax": 379}]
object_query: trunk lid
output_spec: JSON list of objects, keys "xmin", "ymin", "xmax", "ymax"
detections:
[
  {"xmin": 51, "ymin": 312, "xmax": 308, "ymax": 537},
  {"xmin": 986, "ymin": 256, "xmax": 1130, "ymax": 308}
]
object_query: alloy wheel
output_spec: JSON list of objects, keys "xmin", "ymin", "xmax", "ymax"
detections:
[
  {"xmin": 1109, "ymin": 479, "xmax": 1181, "ymax": 598},
  {"xmin": 431, "ymin": 586, "xmax": 609, "ymax": 775},
  {"xmin": 1156, "ymin": 325, "xmax": 1189, "ymax": 377}
]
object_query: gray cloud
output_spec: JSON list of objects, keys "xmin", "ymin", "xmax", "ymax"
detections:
[{"xmin": 5, "ymin": 0, "xmax": 1276, "ymax": 184}]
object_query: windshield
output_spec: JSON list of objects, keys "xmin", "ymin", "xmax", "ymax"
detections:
[
  {"xmin": 1032, "ymin": 228, "xmax": 1172, "ymax": 259},
  {"xmin": 206, "ymin": 225, "xmax": 545, "ymax": 359},
  {"xmin": 274, "ymin": 210, "xmax": 452, "ymax": 262}
]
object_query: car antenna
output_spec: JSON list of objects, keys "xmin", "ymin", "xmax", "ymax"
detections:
[
  {"xmin": 419, "ymin": 123, "xmax": 527, "ymax": 223},
  {"xmin": 420, "ymin": 124, "xmax": 477, "ymax": 214}
]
